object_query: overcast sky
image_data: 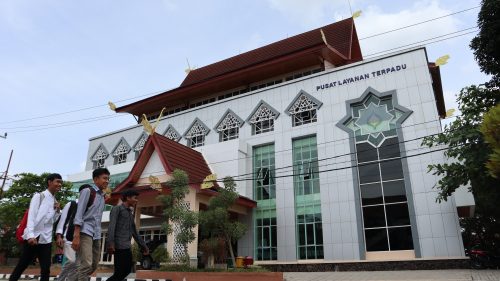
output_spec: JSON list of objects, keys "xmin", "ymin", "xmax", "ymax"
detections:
[{"xmin": 0, "ymin": 0, "xmax": 488, "ymax": 183}]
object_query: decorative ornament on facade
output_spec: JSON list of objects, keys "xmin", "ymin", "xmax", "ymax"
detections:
[
  {"xmin": 341, "ymin": 88, "xmax": 411, "ymax": 147},
  {"xmin": 247, "ymin": 101, "xmax": 280, "ymax": 135},
  {"xmin": 286, "ymin": 90, "xmax": 323, "ymax": 126},
  {"xmin": 184, "ymin": 118, "xmax": 210, "ymax": 148},
  {"xmin": 171, "ymin": 201, "xmax": 191, "ymax": 263},
  {"xmin": 112, "ymin": 138, "xmax": 131, "ymax": 156},
  {"xmin": 163, "ymin": 125, "xmax": 181, "ymax": 141},
  {"xmin": 140, "ymin": 107, "xmax": 166, "ymax": 135},
  {"xmin": 215, "ymin": 110, "xmax": 244, "ymax": 141},
  {"xmin": 149, "ymin": 175, "xmax": 162, "ymax": 191},
  {"xmin": 134, "ymin": 133, "xmax": 148, "ymax": 152},
  {"xmin": 91, "ymin": 144, "xmax": 109, "ymax": 168}
]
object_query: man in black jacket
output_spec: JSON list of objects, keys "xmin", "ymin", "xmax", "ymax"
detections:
[{"xmin": 107, "ymin": 189, "xmax": 149, "ymax": 281}]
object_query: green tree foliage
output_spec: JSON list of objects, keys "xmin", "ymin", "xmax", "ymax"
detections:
[
  {"xmin": 0, "ymin": 173, "xmax": 73, "ymax": 256},
  {"xmin": 198, "ymin": 177, "xmax": 247, "ymax": 268},
  {"xmin": 470, "ymin": 0, "xmax": 500, "ymax": 82},
  {"xmin": 157, "ymin": 169, "xmax": 198, "ymax": 263},
  {"xmin": 480, "ymin": 104, "xmax": 500, "ymax": 178},
  {"xmin": 422, "ymin": 85, "xmax": 500, "ymax": 216}
]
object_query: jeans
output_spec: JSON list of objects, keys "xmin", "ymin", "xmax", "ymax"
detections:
[
  {"xmin": 106, "ymin": 248, "xmax": 133, "ymax": 281},
  {"xmin": 9, "ymin": 242, "xmax": 52, "ymax": 281}
]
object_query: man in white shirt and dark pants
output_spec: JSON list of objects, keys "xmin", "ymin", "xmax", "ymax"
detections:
[{"xmin": 9, "ymin": 173, "xmax": 62, "ymax": 281}]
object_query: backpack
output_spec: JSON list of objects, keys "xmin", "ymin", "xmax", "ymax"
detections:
[
  {"xmin": 16, "ymin": 192, "xmax": 45, "ymax": 244},
  {"xmin": 65, "ymin": 186, "xmax": 96, "ymax": 242}
]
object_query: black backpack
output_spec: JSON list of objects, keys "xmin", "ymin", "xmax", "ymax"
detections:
[{"xmin": 65, "ymin": 186, "xmax": 97, "ymax": 241}]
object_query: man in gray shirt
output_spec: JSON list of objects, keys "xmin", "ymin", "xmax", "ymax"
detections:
[
  {"xmin": 107, "ymin": 189, "xmax": 149, "ymax": 281},
  {"xmin": 71, "ymin": 168, "xmax": 109, "ymax": 281}
]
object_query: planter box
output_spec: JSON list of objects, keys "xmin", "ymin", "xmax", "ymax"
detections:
[{"xmin": 136, "ymin": 270, "xmax": 283, "ymax": 281}]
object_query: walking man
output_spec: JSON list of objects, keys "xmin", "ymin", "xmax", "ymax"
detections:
[
  {"xmin": 71, "ymin": 168, "xmax": 110, "ymax": 281},
  {"xmin": 106, "ymin": 190, "xmax": 149, "ymax": 281},
  {"xmin": 9, "ymin": 173, "xmax": 62, "ymax": 281},
  {"xmin": 55, "ymin": 184, "xmax": 91, "ymax": 281}
]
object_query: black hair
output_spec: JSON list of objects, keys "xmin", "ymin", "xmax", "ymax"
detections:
[
  {"xmin": 79, "ymin": 184, "xmax": 92, "ymax": 192},
  {"xmin": 121, "ymin": 189, "xmax": 139, "ymax": 201},
  {"xmin": 92, "ymin": 168, "xmax": 110, "ymax": 179},
  {"xmin": 46, "ymin": 173, "xmax": 62, "ymax": 185}
]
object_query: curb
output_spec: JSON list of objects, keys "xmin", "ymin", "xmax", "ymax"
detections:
[{"xmin": 0, "ymin": 274, "xmax": 170, "ymax": 281}]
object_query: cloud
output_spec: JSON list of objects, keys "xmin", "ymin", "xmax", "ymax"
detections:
[{"xmin": 356, "ymin": 1, "xmax": 460, "ymax": 56}]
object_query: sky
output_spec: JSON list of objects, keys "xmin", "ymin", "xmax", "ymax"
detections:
[{"xmin": 0, "ymin": 0, "xmax": 488, "ymax": 184}]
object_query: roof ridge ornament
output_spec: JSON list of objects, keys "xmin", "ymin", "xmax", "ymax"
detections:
[{"xmin": 141, "ymin": 107, "xmax": 166, "ymax": 135}]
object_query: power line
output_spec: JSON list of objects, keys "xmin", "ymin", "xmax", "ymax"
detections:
[
  {"xmin": 359, "ymin": 6, "xmax": 480, "ymax": 40},
  {"xmin": 0, "ymin": 5, "xmax": 480, "ymax": 127}
]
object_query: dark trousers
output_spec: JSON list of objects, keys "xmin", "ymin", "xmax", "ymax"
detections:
[
  {"xmin": 9, "ymin": 242, "xmax": 52, "ymax": 281},
  {"xmin": 107, "ymin": 248, "xmax": 133, "ymax": 281}
]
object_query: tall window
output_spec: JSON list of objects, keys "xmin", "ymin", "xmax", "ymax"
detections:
[
  {"xmin": 293, "ymin": 136, "xmax": 323, "ymax": 259},
  {"xmin": 248, "ymin": 102, "xmax": 279, "ymax": 135},
  {"xmin": 339, "ymin": 89, "xmax": 414, "ymax": 253},
  {"xmin": 133, "ymin": 133, "xmax": 148, "ymax": 160},
  {"xmin": 287, "ymin": 91, "xmax": 322, "ymax": 127},
  {"xmin": 216, "ymin": 111, "xmax": 243, "ymax": 142},
  {"xmin": 92, "ymin": 145, "xmax": 108, "ymax": 169},
  {"xmin": 253, "ymin": 144, "xmax": 277, "ymax": 260},
  {"xmin": 112, "ymin": 139, "xmax": 130, "ymax": 165},
  {"xmin": 185, "ymin": 119, "xmax": 209, "ymax": 148}
]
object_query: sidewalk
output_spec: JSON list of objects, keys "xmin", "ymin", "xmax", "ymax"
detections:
[{"xmin": 284, "ymin": 270, "xmax": 500, "ymax": 281}]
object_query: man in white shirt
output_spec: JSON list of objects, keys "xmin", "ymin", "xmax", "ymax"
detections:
[
  {"xmin": 55, "ymin": 184, "xmax": 90, "ymax": 281},
  {"xmin": 9, "ymin": 173, "xmax": 62, "ymax": 281}
]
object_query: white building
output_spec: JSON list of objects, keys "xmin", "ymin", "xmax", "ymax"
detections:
[{"xmin": 68, "ymin": 18, "xmax": 473, "ymax": 265}]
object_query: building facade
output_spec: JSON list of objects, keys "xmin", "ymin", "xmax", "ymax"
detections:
[{"xmin": 68, "ymin": 18, "xmax": 472, "ymax": 264}]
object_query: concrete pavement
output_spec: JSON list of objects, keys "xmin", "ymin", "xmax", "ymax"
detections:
[{"xmin": 284, "ymin": 270, "xmax": 500, "ymax": 281}]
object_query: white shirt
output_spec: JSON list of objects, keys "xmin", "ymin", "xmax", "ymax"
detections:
[
  {"xmin": 55, "ymin": 200, "xmax": 77, "ymax": 244},
  {"xmin": 23, "ymin": 189, "xmax": 60, "ymax": 244}
]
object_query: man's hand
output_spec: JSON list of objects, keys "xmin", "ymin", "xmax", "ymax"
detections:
[
  {"xmin": 56, "ymin": 234, "xmax": 64, "ymax": 248},
  {"xmin": 27, "ymin": 238, "xmax": 37, "ymax": 246},
  {"xmin": 71, "ymin": 234, "xmax": 80, "ymax": 251},
  {"xmin": 107, "ymin": 246, "xmax": 115, "ymax": 255},
  {"xmin": 54, "ymin": 202, "xmax": 61, "ymax": 212}
]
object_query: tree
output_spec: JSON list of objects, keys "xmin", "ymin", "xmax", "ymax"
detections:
[
  {"xmin": 198, "ymin": 177, "xmax": 247, "ymax": 268},
  {"xmin": 480, "ymin": 104, "xmax": 500, "ymax": 178},
  {"xmin": 422, "ymin": 85, "xmax": 500, "ymax": 216},
  {"xmin": 157, "ymin": 169, "xmax": 198, "ymax": 264},
  {"xmin": 470, "ymin": 0, "xmax": 500, "ymax": 85},
  {"xmin": 0, "ymin": 173, "xmax": 73, "ymax": 256}
]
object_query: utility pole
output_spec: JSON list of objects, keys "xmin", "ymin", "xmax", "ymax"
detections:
[{"xmin": 0, "ymin": 149, "xmax": 13, "ymax": 198}]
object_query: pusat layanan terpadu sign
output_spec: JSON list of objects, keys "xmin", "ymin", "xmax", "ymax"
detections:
[{"xmin": 316, "ymin": 64, "xmax": 407, "ymax": 91}]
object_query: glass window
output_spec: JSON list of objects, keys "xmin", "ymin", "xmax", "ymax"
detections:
[
  {"xmin": 356, "ymin": 143, "xmax": 378, "ymax": 163},
  {"xmin": 383, "ymin": 180, "xmax": 407, "ymax": 203},
  {"xmin": 249, "ymin": 104, "xmax": 277, "ymax": 135},
  {"xmin": 378, "ymin": 137, "xmax": 400, "ymax": 159},
  {"xmin": 185, "ymin": 120, "xmax": 208, "ymax": 148},
  {"xmin": 380, "ymin": 159, "xmax": 404, "ymax": 181},
  {"xmin": 365, "ymin": 229, "xmax": 389, "ymax": 251},
  {"xmin": 254, "ymin": 209, "xmax": 277, "ymax": 261},
  {"xmin": 358, "ymin": 163, "xmax": 380, "ymax": 184},
  {"xmin": 388, "ymin": 227, "xmax": 413, "ymax": 250},
  {"xmin": 385, "ymin": 203, "xmax": 410, "ymax": 226},
  {"xmin": 363, "ymin": 206, "xmax": 386, "ymax": 228},
  {"xmin": 216, "ymin": 112, "xmax": 241, "ymax": 142},
  {"xmin": 361, "ymin": 183, "xmax": 383, "ymax": 205}
]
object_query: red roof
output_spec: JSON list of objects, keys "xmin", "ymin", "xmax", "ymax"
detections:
[
  {"xmin": 111, "ymin": 133, "xmax": 256, "ymax": 208},
  {"xmin": 116, "ymin": 18, "xmax": 362, "ymax": 116},
  {"xmin": 181, "ymin": 18, "xmax": 357, "ymax": 87}
]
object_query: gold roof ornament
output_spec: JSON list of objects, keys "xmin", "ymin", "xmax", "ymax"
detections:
[
  {"xmin": 149, "ymin": 175, "xmax": 162, "ymax": 191},
  {"xmin": 445, "ymin": 108, "xmax": 456, "ymax": 118},
  {"xmin": 352, "ymin": 10, "xmax": 362, "ymax": 19},
  {"xmin": 201, "ymin": 174, "xmax": 217, "ymax": 189},
  {"xmin": 436, "ymin": 55, "xmax": 450, "ymax": 66},
  {"xmin": 108, "ymin": 101, "xmax": 117, "ymax": 111},
  {"xmin": 141, "ymin": 107, "xmax": 166, "ymax": 135}
]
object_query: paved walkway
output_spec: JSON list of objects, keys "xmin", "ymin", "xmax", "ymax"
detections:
[{"xmin": 284, "ymin": 270, "xmax": 500, "ymax": 281}]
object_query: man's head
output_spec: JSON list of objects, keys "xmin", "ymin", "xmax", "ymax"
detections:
[
  {"xmin": 92, "ymin": 168, "xmax": 110, "ymax": 190},
  {"xmin": 46, "ymin": 173, "xmax": 62, "ymax": 194},
  {"xmin": 121, "ymin": 189, "xmax": 139, "ymax": 207}
]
